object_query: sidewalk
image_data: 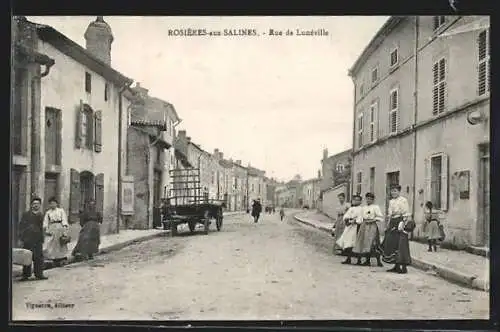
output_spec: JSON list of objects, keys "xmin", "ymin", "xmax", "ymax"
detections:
[
  {"xmin": 294, "ymin": 210, "xmax": 490, "ymax": 292},
  {"xmin": 12, "ymin": 229, "xmax": 169, "ymax": 279}
]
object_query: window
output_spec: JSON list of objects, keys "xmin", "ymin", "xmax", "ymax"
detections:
[
  {"xmin": 369, "ymin": 167, "xmax": 375, "ymax": 193},
  {"xmin": 335, "ymin": 163, "xmax": 345, "ymax": 173},
  {"xmin": 390, "ymin": 48, "xmax": 399, "ymax": 67},
  {"xmin": 234, "ymin": 177, "xmax": 238, "ymax": 189},
  {"xmin": 389, "ymin": 88, "xmax": 399, "ymax": 134},
  {"xmin": 478, "ymin": 29, "xmax": 490, "ymax": 96},
  {"xmin": 85, "ymin": 72, "xmax": 92, "ymax": 93},
  {"xmin": 425, "ymin": 153, "xmax": 449, "ymax": 211},
  {"xmin": 80, "ymin": 171, "xmax": 95, "ymax": 210},
  {"xmin": 359, "ymin": 83, "xmax": 365, "ymax": 96},
  {"xmin": 432, "ymin": 58, "xmax": 447, "ymax": 115},
  {"xmin": 433, "ymin": 16, "xmax": 446, "ymax": 31},
  {"xmin": 357, "ymin": 112, "xmax": 364, "ymax": 148},
  {"xmin": 356, "ymin": 172, "xmax": 362, "ymax": 195},
  {"xmin": 104, "ymin": 82, "xmax": 109, "ymax": 101},
  {"xmin": 369, "ymin": 102, "xmax": 377, "ymax": 142},
  {"xmin": 371, "ymin": 67, "xmax": 379, "ymax": 84}
]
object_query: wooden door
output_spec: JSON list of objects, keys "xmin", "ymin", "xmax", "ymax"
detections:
[
  {"xmin": 45, "ymin": 108, "xmax": 60, "ymax": 166},
  {"xmin": 385, "ymin": 171, "xmax": 400, "ymax": 215},
  {"xmin": 479, "ymin": 144, "xmax": 490, "ymax": 246},
  {"xmin": 44, "ymin": 173, "xmax": 59, "ymax": 211}
]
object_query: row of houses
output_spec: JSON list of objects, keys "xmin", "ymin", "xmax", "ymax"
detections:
[
  {"xmin": 275, "ymin": 174, "xmax": 321, "ymax": 209},
  {"xmin": 10, "ymin": 16, "xmax": 274, "ymax": 246},
  {"xmin": 316, "ymin": 16, "xmax": 489, "ymax": 249}
]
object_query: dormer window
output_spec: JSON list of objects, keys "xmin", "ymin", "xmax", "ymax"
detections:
[
  {"xmin": 371, "ymin": 67, "xmax": 379, "ymax": 84},
  {"xmin": 390, "ymin": 48, "xmax": 399, "ymax": 67},
  {"xmin": 104, "ymin": 82, "xmax": 109, "ymax": 101},
  {"xmin": 85, "ymin": 72, "xmax": 92, "ymax": 93}
]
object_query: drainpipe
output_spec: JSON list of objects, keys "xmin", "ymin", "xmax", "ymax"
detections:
[
  {"xmin": 117, "ymin": 81, "xmax": 134, "ymax": 233},
  {"xmin": 411, "ymin": 16, "xmax": 420, "ymax": 232},
  {"xmin": 30, "ymin": 56, "xmax": 55, "ymax": 200},
  {"xmin": 349, "ymin": 73, "xmax": 357, "ymax": 201}
]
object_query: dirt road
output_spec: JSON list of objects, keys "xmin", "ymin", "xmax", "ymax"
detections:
[{"xmin": 11, "ymin": 211, "xmax": 489, "ymax": 320}]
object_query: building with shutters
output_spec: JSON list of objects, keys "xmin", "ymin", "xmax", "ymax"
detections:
[
  {"xmin": 247, "ymin": 165, "xmax": 267, "ymax": 209},
  {"xmin": 348, "ymin": 16, "xmax": 490, "ymax": 248},
  {"xmin": 12, "ymin": 17, "xmax": 135, "ymax": 242},
  {"xmin": 233, "ymin": 160, "xmax": 249, "ymax": 211},
  {"xmin": 124, "ymin": 82, "xmax": 180, "ymax": 229},
  {"xmin": 301, "ymin": 176, "xmax": 321, "ymax": 209}
]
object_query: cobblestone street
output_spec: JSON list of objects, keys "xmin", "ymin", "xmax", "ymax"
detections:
[{"xmin": 12, "ymin": 212, "xmax": 489, "ymax": 320}]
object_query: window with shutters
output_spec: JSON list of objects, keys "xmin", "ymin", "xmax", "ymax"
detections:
[
  {"xmin": 390, "ymin": 48, "xmax": 399, "ymax": 67},
  {"xmin": 477, "ymin": 29, "xmax": 490, "ymax": 96},
  {"xmin": 389, "ymin": 88, "xmax": 399, "ymax": 134},
  {"xmin": 432, "ymin": 58, "xmax": 447, "ymax": 115},
  {"xmin": 81, "ymin": 107, "xmax": 94, "ymax": 149},
  {"xmin": 425, "ymin": 153, "xmax": 449, "ymax": 211},
  {"xmin": 357, "ymin": 112, "xmax": 364, "ymax": 148},
  {"xmin": 356, "ymin": 172, "xmax": 362, "ymax": 195},
  {"xmin": 371, "ymin": 66, "xmax": 379, "ymax": 85},
  {"xmin": 94, "ymin": 110, "xmax": 102, "ymax": 152},
  {"xmin": 433, "ymin": 16, "xmax": 446, "ymax": 31},
  {"xmin": 369, "ymin": 167, "xmax": 375, "ymax": 193},
  {"xmin": 85, "ymin": 72, "xmax": 92, "ymax": 93},
  {"xmin": 369, "ymin": 102, "xmax": 377, "ymax": 142}
]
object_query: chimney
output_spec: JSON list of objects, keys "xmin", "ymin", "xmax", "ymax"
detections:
[
  {"xmin": 84, "ymin": 16, "xmax": 114, "ymax": 65},
  {"xmin": 178, "ymin": 130, "xmax": 187, "ymax": 139},
  {"xmin": 323, "ymin": 148, "xmax": 328, "ymax": 160},
  {"xmin": 187, "ymin": 137, "xmax": 191, "ymax": 144},
  {"xmin": 133, "ymin": 82, "xmax": 149, "ymax": 98},
  {"xmin": 236, "ymin": 160, "xmax": 241, "ymax": 165},
  {"xmin": 219, "ymin": 152, "xmax": 224, "ymax": 160}
]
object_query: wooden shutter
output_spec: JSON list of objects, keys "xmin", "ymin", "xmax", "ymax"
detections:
[
  {"xmin": 423, "ymin": 157, "xmax": 431, "ymax": 203},
  {"xmin": 94, "ymin": 110, "xmax": 102, "ymax": 152},
  {"xmin": 70, "ymin": 169, "xmax": 81, "ymax": 220},
  {"xmin": 75, "ymin": 100, "xmax": 84, "ymax": 148},
  {"xmin": 95, "ymin": 173, "xmax": 104, "ymax": 214},
  {"xmin": 440, "ymin": 154, "xmax": 449, "ymax": 211}
]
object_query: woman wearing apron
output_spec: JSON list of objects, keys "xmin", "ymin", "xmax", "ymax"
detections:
[{"xmin": 43, "ymin": 197, "xmax": 70, "ymax": 267}]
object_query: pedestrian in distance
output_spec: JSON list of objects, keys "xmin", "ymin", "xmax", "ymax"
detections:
[
  {"xmin": 280, "ymin": 206, "xmax": 285, "ymax": 221},
  {"xmin": 336, "ymin": 194, "xmax": 363, "ymax": 265},
  {"xmin": 378, "ymin": 184, "xmax": 415, "ymax": 274},
  {"xmin": 72, "ymin": 199, "xmax": 103, "ymax": 261},
  {"xmin": 332, "ymin": 193, "xmax": 351, "ymax": 255},
  {"xmin": 353, "ymin": 192, "xmax": 384, "ymax": 267},
  {"xmin": 423, "ymin": 201, "xmax": 441, "ymax": 252},
  {"xmin": 251, "ymin": 199, "xmax": 262, "ymax": 223},
  {"xmin": 43, "ymin": 196, "xmax": 70, "ymax": 267},
  {"xmin": 17, "ymin": 197, "xmax": 48, "ymax": 281}
]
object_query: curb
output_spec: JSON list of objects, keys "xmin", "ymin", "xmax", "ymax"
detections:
[
  {"xmin": 293, "ymin": 214, "xmax": 489, "ymax": 292},
  {"xmin": 12, "ymin": 230, "xmax": 169, "ymax": 279}
]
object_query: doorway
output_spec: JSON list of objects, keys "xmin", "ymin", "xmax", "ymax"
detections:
[
  {"xmin": 153, "ymin": 170, "xmax": 162, "ymax": 228},
  {"xmin": 386, "ymin": 171, "xmax": 400, "ymax": 215},
  {"xmin": 478, "ymin": 143, "xmax": 490, "ymax": 246},
  {"xmin": 44, "ymin": 173, "xmax": 59, "ymax": 211},
  {"xmin": 12, "ymin": 166, "xmax": 26, "ymax": 246}
]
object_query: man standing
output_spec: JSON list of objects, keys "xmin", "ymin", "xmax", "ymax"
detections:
[
  {"xmin": 18, "ymin": 197, "xmax": 48, "ymax": 281},
  {"xmin": 251, "ymin": 199, "xmax": 262, "ymax": 223}
]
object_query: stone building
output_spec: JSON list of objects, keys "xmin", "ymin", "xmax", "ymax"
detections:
[
  {"xmin": 124, "ymin": 83, "xmax": 179, "ymax": 229},
  {"xmin": 232, "ymin": 160, "xmax": 248, "ymax": 211},
  {"xmin": 349, "ymin": 16, "xmax": 490, "ymax": 248},
  {"xmin": 247, "ymin": 165, "xmax": 267, "ymax": 208},
  {"xmin": 318, "ymin": 148, "xmax": 352, "ymax": 216},
  {"xmin": 12, "ymin": 16, "xmax": 135, "ymax": 243},
  {"xmin": 301, "ymin": 175, "xmax": 321, "ymax": 209}
]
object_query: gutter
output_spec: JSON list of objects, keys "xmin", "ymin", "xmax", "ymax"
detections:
[
  {"xmin": 411, "ymin": 16, "xmax": 420, "ymax": 229},
  {"xmin": 117, "ymin": 81, "xmax": 134, "ymax": 234},
  {"xmin": 349, "ymin": 75, "xmax": 357, "ymax": 200}
]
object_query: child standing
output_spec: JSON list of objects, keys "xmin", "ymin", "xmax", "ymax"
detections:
[
  {"xmin": 424, "ymin": 201, "xmax": 441, "ymax": 252},
  {"xmin": 279, "ymin": 206, "xmax": 285, "ymax": 221}
]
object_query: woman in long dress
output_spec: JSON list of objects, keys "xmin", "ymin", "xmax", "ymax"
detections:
[
  {"xmin": 43, "ymin": 197, "xmax": 70, "ymax": 266},
  {"xmin": 333, "ymin": 193, "xmax": 351, "ymax": 255},
  {"xmin": 336, "ymin": 194, "xmax": 363, "ymax": 265},
  {"xmin": 72, "ymin": 199, "xmax": 103, "ymax": 260},
  {"xmin": 378, "ymin": 184, "xmax": 413, "ymax": 274},
  {"xmin": 353, "ymin": 192, "xmax": 384, "ymax": 267}
]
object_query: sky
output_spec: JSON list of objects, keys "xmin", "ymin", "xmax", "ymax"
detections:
[{"xmin": 27, "ymin": 16, "xmax": 389, "ymax": 182}]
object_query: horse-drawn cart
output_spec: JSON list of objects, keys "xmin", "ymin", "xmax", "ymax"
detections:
[{"xmin": 163, "ymin": 167, "xmax": 225, "ymax": 236}]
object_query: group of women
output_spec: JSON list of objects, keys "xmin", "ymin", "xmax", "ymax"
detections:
[
  {"xmin": 333, "ymin": 184, "xmax": 415, "ymax": 274},
  {"xmin": 41, "ymin": 197, "xmax": 103, "ymax": 265}
]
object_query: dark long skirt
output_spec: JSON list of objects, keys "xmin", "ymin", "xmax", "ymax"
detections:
[
  {"xmin": 396, "ymin": 233, "xmax": 411, "ymax": 265},
  {"xmin": 378, "ymin": 217, "xmax": 402, "ymax": 264},
  {"xmin": 72, "ymin": 221, "xmax": 101, "ymax": 257}
]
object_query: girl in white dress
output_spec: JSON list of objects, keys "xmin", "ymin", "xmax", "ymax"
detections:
[{"xmin": 336, "ymin": 194, "xmax": 363, "ymax": 265}]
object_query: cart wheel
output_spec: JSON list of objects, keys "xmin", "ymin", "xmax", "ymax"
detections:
[
  {"xmin": 188, "ymin": 220, "xmax": 196, "ymax": 233},
  {"xmin": 170, "ymin": 223, "xmax": 178, "ymax": 237}
]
